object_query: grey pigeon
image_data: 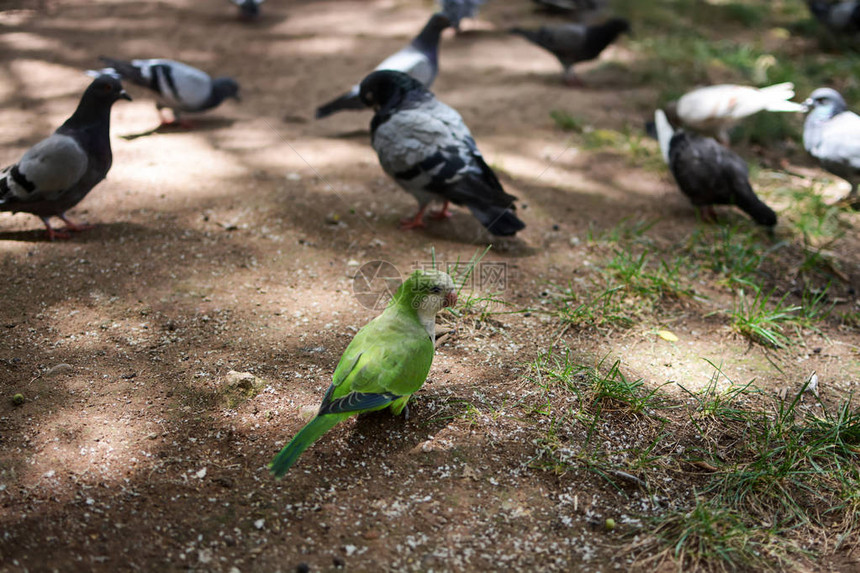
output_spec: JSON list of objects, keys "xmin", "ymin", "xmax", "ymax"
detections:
[
  {"xmin": 232, "ymin": 0, "xmax": 264, "ymax": 19},
  {"xmin": 97, "ymin": 57, "xmax": 240, "ymax": 127},
  {"xmin": 438, "ymin": 0, "xmax": 484, "ymax": 32},
  {"xmin": 654, "ymin": 110, "xmax": 777, "ymax": 227},
  {"xmin": 315, "ymin": 13, "xmax": 450, "ymax": 120},
  {"xmin": 0, "ymin": 75, "xmax": 131, "ymax": 240},
  {"xmin": 359, "ymin": 70, "xmax": 525, "ymax": 236},
  {"xmin": 509, "ymin": 18, "xmax": 630, "ymax": 86},
  {"xmin": 807, "ymin": 1, "xmax": 860, "ymax": 32},
  {"xmin": 803, "ymin": 87, "xmax": 860, "ymax": 204}
]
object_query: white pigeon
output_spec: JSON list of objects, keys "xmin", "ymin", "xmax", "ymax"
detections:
[
  {"xmin": 803, "ymin": 87, "xmax": 860, "ymax": 205},
  {"xmin": 667, "ymin": 82, "xmax": 806, "ymax": 145}
]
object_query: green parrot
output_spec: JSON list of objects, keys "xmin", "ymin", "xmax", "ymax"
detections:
[{"xmin": 270, "ymin": 269, "xmax": 457, "ymax": 477}]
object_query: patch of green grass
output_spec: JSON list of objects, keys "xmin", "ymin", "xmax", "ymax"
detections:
[
  {"xmin": 606, "ymin": 249, "xmax": 695, "ymax": 301},
  {"xmin": 588, "ymin": 217, "xmax": 658, "ymax": 245},
  {"xmin": 553, "ymin": 283, "xmax": 636, "ymax": 330},
  {"xmin": 549, "ymin": 110, "xmax": 585, "ymax": 133},
  {"xmin": 688, "ymin": 225, "xmax": 769, "ymax": 287},
  {"xmin": 638, "ymin": 498, "xmax": 785, "ymax": 572},
  {"xmin": 706, "ymin": 388, "xmax": 860, "ymax": 535},
  {"xmin": 678, "ymin": 360, "xmax": 761, "ymax": 427},
  {"xmin": 729, "ymin": 282, "xmax": 800, "ymax": 349}
]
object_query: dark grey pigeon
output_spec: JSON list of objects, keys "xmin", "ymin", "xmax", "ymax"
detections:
[
  {"xmin": 0, "ymin": 75, "xmax": 131, "ymax": 240},
  {"xmin": 509, "ymin": 17, "xmax": 630, "ymax": 86},
  {"xmin": 438, "ymin": 0, "xmax": 484, "ymax": 32},
  {"xmin": 232, "ymin": 0, "xmax": 264, "ymax": 19},
  {"xmin": 654, "ymin": 110, "xmax": 777, "ymax": 227},
  {"xmin": 359, "ymin": 70, "xmax": 525, "ymax": 236},
  {"xmin": 531, "ymin": 0, "xmax": 605, "ymax": 16},
  {"xmin": 807, "ymin": 1, "xmax": 860, "ymax": 32},
  {"xmin": 315, "ymin": 13, "xmax": 450, "ymax": 120},
  {"xmin": 97, "ymin": 57, "xmax": 240, "ymax": 127},
  {"xmin": 803, "ymin": 87, "xmax": 860, "ymax": 205}
]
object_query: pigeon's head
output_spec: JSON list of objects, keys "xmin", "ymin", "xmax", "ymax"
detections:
[
  {"xmin": 803, "ymin": 87, "xmax": 847, "ymax": 118},
  {"xmin": 84, "ymin": 74, "xmax": 132, "ymax": 103},
  {"xmin": 359, "ymin": 70, "xmax": 427, "ymax": 112},
  {"xmin": 394, "ymin": 270, "xmax": 458, "ymax": 315},
  {"xmin": 214, "ymin": 77, "xmax": 241, "ymax": 102}
]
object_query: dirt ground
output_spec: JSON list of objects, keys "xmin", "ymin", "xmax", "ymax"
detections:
[{"xmin": 1, "ymin": 1, "xmax": 859, "ymax": 571}]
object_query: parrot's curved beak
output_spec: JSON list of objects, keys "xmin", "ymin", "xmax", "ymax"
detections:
[{"xmin": 444, "ymin": 290, "xmax": 458, "ymax": 308}]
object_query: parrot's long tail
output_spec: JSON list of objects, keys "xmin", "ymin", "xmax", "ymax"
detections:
[{"xmin": 270, "ymin": 414, "xmax": 342, "ymax": 477}]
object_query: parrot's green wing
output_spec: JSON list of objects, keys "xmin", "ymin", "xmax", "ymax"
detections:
[{"xmin": 317, "ymin": 309, "xmax": 435, "ymax": 415}]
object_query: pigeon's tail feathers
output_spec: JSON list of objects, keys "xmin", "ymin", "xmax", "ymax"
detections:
[
  {"xmin": 270, "ymin": 414, "xmax": 343, "ymax": 477},
  {"xmin": 764, "ymin": 100, "xmax": 806, "ymax": 113},
  {"xmin": 98, "ymin": 57, "xmax": 145, "ymax": 85},
  {"xmin": 315, "ymin": 90, "xmax": 365, "ymax": 119},
  {"xmin": 654, "ymin": 109, "xmax": 674, "ymax": 164},
  {"xmin": 467, "ymin": 204, "xmax": 526, "ymax": 236},
  {"xmin": 758, "ymin": 82, "xmax": 805, "ymax": 112},
  {"xmin": 733, "ymin": 179, "xmax": 777, "ymax": 227}
]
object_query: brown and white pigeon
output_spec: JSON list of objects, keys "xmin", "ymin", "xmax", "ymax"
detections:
[
  {"xmin": 0, "ymin": 75, "xmax": 131, "ymax": 240},
  {"xmin": 654, "ymin": 109, "xmax": 777, "ymax": 227},
  {"xmin": 509, "ymin": 18, "xmax": 630, "ymax": 86},
  {"xmin": 359, "ymin": 70, "xmax": 525, "ymax": 236}
]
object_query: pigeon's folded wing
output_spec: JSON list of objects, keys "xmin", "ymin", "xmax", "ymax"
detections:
[
  {"xmin": 132, "ymin": 59, "xmax": 213, "ymax": 110},
  {"xmin": 815, "ymin": 112, "xmax": 860, "ymax": 168},
  {"xmin": 375, "ymin": 47, "xmax": 435, "ymax": 86},
  {"xmin": 0, "ymin": 135, "xmax": 87, "ymax": 204}
]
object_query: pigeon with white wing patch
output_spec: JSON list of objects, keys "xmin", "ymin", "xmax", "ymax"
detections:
[
  {"xmin": 0, "ymin": 75, "xmax": 131, "ymax": 240},
  {"xmin": 315, "ymin": 13, "xmax": 450, "ymax": 120},
  {"xmin": 359, "ymin": 70, "xmax": 525, "ymax": 236},
  {"xmin": 97, "ymin": 57, "xmax": 240, "ymax": 127}
]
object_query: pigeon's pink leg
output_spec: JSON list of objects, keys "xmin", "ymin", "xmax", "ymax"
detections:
[
  {"xmin": 58, "ymin": 213, "xmax": 95, "ymax": 233},
  {"xmin": 430, "ymin": 201, "xmax": 453, "ymax": 220},
  {"xmin": 400, "ymin": 206, "xmax": 429, "ymax": 230},
  {"xmin": 40, "ymin": 217, "xmax": 71, "ymax": 241}
]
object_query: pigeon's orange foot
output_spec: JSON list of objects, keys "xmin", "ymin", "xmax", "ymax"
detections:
[
  {"xmin": 399, "ymin": 216, "xmax": 427, "ymax": 230},
  {"xmin": 400, "ymin": 207, "xmax": 428, "ymax": 230}
]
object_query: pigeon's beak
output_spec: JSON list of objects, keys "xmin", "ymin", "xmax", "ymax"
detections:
[
  {"xmin": 233, "ymin": 93, "xmax": 242, "ymax": 103},
  {"xmin": 120, "ymin": 90, "xmax": 132, "ymax": 101},
  {"xmin": 802, "ymin": 98, "xmax": 813, "ymax": 112},
  {"xmin": 444, "ymin": 290, "xmax": 458, "ymax": 308}
]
